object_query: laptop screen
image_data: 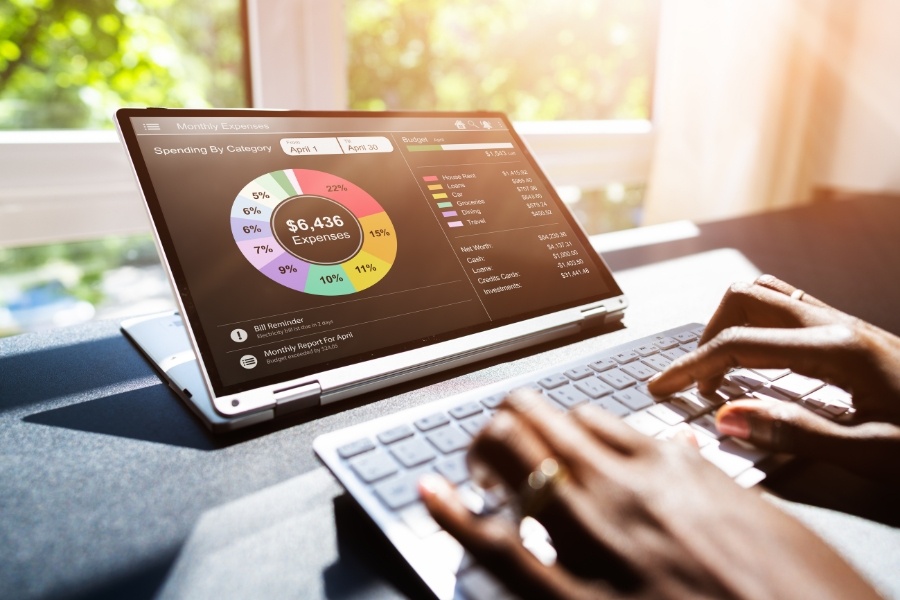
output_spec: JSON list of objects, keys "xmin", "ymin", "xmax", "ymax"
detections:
[{"xmin": 117, "ymin": 110, "xmax": 622, "ymax": 397}]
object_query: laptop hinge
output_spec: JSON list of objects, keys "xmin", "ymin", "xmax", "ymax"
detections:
[
  {"xmin": 579, "ymin": 304, "xmax": 609, "ymax": 327},
  {"xmin": 273, "ymin": 381, "xmax": 322, "ymax": 416}
]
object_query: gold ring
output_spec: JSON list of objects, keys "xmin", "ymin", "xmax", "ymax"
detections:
[
  {"xmin": 519, "ymin": 458, "xmax": 568, "ymax": 517},
  {"xmin": 790, "ymin": 289, "xmax": 806, "ymax": 301}
]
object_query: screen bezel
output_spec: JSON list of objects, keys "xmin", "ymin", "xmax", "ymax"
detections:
[{"xmin": 116, "ymin": 108, "xmax": 624, "ymax": 399}]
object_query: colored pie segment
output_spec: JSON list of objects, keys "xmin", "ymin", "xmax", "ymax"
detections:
[{"xmin": 231, "ymin": 169, "xmax": 397, "ymax": 296}]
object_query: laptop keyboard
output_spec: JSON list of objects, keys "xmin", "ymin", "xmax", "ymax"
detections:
[{"xmin": 313, "ymin": 323, "xmax": 855, "ymax": 599}]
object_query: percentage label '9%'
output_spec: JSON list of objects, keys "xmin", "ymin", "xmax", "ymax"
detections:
[{"xmin": 278, "ymin": 265, "xmax": 298, "ymax": 275}]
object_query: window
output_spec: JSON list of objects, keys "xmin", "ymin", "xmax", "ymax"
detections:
[
  {"xmin": 346, "ymin": 0, "xmax": 657, "ymax": 121},
  {"xmin": 1, "ymin": 0, "xmax": 247, "ymax": 335},
  {"xmin": 0, "ymin": 0, "xmax": 247, "ymax": 129},
  {"xmin": 1, "ymin": 0, "xmax": 659, "ymax": 336}
]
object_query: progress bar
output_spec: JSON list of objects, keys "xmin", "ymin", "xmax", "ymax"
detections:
[{"xmin": 406, "ymin": 142, "xmax": 514, "ymax": 152}]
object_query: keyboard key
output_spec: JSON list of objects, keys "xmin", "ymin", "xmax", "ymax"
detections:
[
  {"xmin": 613, "ymin": 388, "xmax": 654, "ymax": 411},
  {"xmin": 698, "ymin": 388, "xmax": 729, "ymax": 408},
  {"xmin": 349, "ymin": 450, "xmax": 398, "ymax": 483},
  {"xmin": 426, "ymin": 426, "xmax": 470, "ymax": 454},
  {"xmin": 538, "ymin": 373, "xmax": 569, "ymax": 390},
  {"xmin": 726, "ymin": 368, "xmax": 767, "ymax": 390},
  {"xmin": 652, "ymin": 335, "xmax": 680, "ymax": 350},
  {"xmin": 510, "ymin": 384, "xmax": 543, "ymax": 395},
  {"xmin": 481, "ymin": 394, "xmax": 507, "ymax": 409},
  {"xmin": 647, "ymin": 402, "xmax": 689, "ymax": 425},
  {"xmin": 377, "ymin": 425, "xmax": 414, "ymax": 445},
  {"xmin": 414, "ymin": 412, "xmax": 451, "ymax": 432},
  {"xmin": 717, "ymin": 379, "xmax": 750, "ymax": 399},
  {"xmin": 657, "ymin": 423, "xmax": 714, "ymax": 448},
  {"xmin": 660, "ymin": 347, "xmax": 690, "ymax": 361},
  {"xmin": 548, "ymin": 385, "xmax": 590, "ymax": 409},
  {"xmin": 690, "ymin": 414, "xmax": 724, "ymax": 440},
  {"xmin": 669, "ymin": 390, "xmax": 715, "ymax": 416},
  {"xmin": 633, "ymin": 344, "xmax": 659, "ymax": 357},
  {"xmin": 673, "ymin": 331, "xmax": 697, "ymax": 343},
  {"xmin": 623, "ymin": 410, "xmax": 668, "ymax": 437},
  {"xmin": 805, "ymin": 384, "xmax": 852, "ymax": 407},
  {"xmin": 770, "ymin": 373, "xmax": 825, "ymax": 399},
  {"xmin": 337, "ymin": 437, "xmax": 376, "ymax": 459},
  {"xmin": 399, "ymin": 502, "xmax": 441, "ymax": 538},
  {"xmin": 749, "ymin": 368, "xmax": 791, "ymax": 381},
  {"xmin": 612, "ymin": 350, "xmax": 639, "ymax": 364},
  {"xmin": 680, "ymin": 341, "xmax": 698, "ymax": 353},
  {"xmin": 596, "ymin": 368, "xmax": 637, "ymax": 390},
  {"xmin": 701, "ymin": 439, "xmax": 765, "ymax": 478},
  {"xmin": 574, "ymin": 377, "xmax": 614, "ymax": 399},
  {"xmin": 734, "ymin": 467, "xmax": 767, "ymax": 489},
  {"xmin": 564, "ymin": 366, "xmax": 595, "ymax": 380},
  {"xmin": 435, "ymin": 452, "xmax": 469, "ymax": 485},
  {"xmin": 620, "ymin": 362, "xmax": 657, "ymax": 381},
  {"xmin": 641, "ymin": 354, "xmax": 672, "ymax": 372},
  {"xmin": 374, "ymin": 465, "xmax": 434, "ymax": 510},
  {"xmin": 390, "ymin": 437, "xmax": 437, "ymax": 468},
  {"xmin": 459, "ymin": 413, "xmax": 490, "ymax": 437},
  {"xmin": 750, "ymin": 386, "xmax": 792, "ymax": 402},
  {"xmin": 591, "ymin": 396, "xmax": 631, "ymax": 417},
  {"xmin": 588, "ymin": 357, "xmax": 617, "ymax": 372},
  {"xmin": 449, "ymin": 402, "xmax": 484, "ymax": 420},
  {"xmin": 820, "ymin": 403, "xmax": 849, "ymax": 417}
]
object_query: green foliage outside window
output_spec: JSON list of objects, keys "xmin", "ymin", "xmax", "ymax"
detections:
[
  {"xmin": 347, "ymin": 0, "xmax": 657, "ymax": 120},
  {"xmin": 0, "ymin": 0, "xmax": 246, "ymax": 129}
]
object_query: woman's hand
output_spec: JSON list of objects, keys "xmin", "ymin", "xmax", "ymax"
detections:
[
  {"xmin": 420, "ymin": 391, "xmax": 879, "ymax": 599},
  {"xmin": 648, "ymin": 275, "xmax": 900, "ymax": 480}
]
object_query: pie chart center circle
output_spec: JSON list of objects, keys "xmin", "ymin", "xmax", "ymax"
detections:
[{"xmin": 270, "ymin": 195, "xmax": 363, "ymax": 265}]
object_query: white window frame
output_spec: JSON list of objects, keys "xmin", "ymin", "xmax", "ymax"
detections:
[{"xmin": 0, "ymin": 0, "xmax": 655, "ymax": 249}]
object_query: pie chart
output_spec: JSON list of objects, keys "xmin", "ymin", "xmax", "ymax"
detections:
[{"xmin": 230, "ymin": 169, "xmax": 397, "ymax": 295}]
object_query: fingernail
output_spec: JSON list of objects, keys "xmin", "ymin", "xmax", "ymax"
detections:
[{"xmin": 716, "ymin": 410, "xmax": 751, "ymax": 439}]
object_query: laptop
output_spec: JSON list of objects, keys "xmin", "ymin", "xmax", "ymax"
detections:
[{"xmin": 115, "ymin": 108, "xmax": 628, "ymax": 431}]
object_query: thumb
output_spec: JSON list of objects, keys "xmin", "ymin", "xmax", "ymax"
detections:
[{"xmin": 715, "ymin": 399, "xmax": 900, "ymax": 481}]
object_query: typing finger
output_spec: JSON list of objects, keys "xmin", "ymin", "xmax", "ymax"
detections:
[
  {"xmin": 419, "ymin": 474, "xmax": 602, "ymax": 600},
  {"xmin": 649, "ymin": 324, "xmax": 863, "ymax": 397}
]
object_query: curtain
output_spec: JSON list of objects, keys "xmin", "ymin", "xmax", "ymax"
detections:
[{"xmin": 643, "ymin": 0, "xmax": 843, "ymax": 224}]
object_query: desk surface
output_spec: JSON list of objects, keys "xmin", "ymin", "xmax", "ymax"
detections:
[{"xmin": 2, "ymin": 197, "xmax": 899, "ymax": 599}]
